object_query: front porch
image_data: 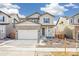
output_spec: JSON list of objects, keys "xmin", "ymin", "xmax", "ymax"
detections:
[{"xmin": 40, "ymin": 25, "xmax": 54, "ymax": 39}]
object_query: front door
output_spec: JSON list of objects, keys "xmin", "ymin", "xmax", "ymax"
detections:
[{"xmin": 42, "ymin": 28, "xmax": 45, "ymax": 36}]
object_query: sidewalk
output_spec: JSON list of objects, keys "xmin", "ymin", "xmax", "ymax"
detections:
[{"xmin": 0, "ymin": 46, "xmax": 79, "ymax": 56}]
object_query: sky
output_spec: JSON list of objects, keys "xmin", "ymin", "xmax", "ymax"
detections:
[
  {"xmin": 0, "ymin": 3, "xmax": 79, "ymax": 20},
  {"xmin": 14, "ymin": 3, "xmax": 79, "ymax": 16}
]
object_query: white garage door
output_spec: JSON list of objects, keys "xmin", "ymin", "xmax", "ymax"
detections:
[{"xmin": 18, "ymin": 30, "xmax": 38, "ymax": 40}]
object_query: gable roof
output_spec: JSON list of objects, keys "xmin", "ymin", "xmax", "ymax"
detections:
[
  {"xmin": 40, "ymin": 12, "xmax": 55, "ymax": 17},
  {"xmin": 26, "ymin": 12, "xmax": 41, "ymax": 19},
  {"xmin": 26, "ymin": 12, "xmax": 55, "ymax": 19},
  {"xmin": 10, "ymin": 13, "xmax": 21, "ymax": 23},
  {"xmin": 0, "ymin": 11, "xmax": 11, "ymax": 18}
]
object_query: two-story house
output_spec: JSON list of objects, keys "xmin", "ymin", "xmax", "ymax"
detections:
[
  {"xmin": 25, "ymin": 12, "xmax": 55, "ymax": 38},
  {"xmin": 0, "ymin": 11, "xmax": 11, "ymax": 39},
  {"xmin": 0, "ymin": 11, "xmax": 19, "ymax": 39},
  {"xmin": 69, "ymin": 13, "xmax": 79, "ymax": 40}
]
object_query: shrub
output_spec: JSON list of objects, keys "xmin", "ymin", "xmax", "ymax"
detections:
[{"xmin": 64, "ymin": 27, "xmax": 73, "ymax": 39}]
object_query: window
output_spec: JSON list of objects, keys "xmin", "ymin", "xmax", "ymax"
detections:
[
  {"xmin": 43, "ymin": 17, "xmax": 50, "ymax": 23},
  {"xmin": 70, "ymin": 19, "xmax": 73, "ymax": 24},
  {"xmin": 70, "ymin": 18, "xmax": 74, "ymax": 24},
  {"xmin": 0, "ymin": 16, "xmax": 4, "ymax": 22}
]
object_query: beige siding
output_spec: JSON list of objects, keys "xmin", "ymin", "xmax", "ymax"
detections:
[
  {"xmin": 72, "ymin": 14, "xmax": 79, "ymax": 40},
  {"xmin": 16, "ymin": 26, "xmax": 40, "ymax": 30},
  {"xmin": 28, "ymin": 14, "xmax": 40, "ymax": 18}
]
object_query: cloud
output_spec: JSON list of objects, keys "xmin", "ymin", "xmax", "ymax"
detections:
[
  {"xmin": 40, "ymin": 3, "xmax": 68, "ymax": 16},
  {"xmin": 53, "ymin": 20, "xmax": 57, "ymax": 25},
  {"xmin": 64, "ymin": 3, "xmax": 79, "ymax": 8},
  {"xmin": 0, "ymin": 3, "xmax": 20, "ymax": 14},
  {"xmin": 0, "ymin": 4, "xmax": 20, "ymax": 9},
  {"xmin": 18, "ymin": 14, "xmax": 25, "ymax": 18},
  {"xmin": 0, "ymin": 3, "xmax": 25, "ymax": 18}
]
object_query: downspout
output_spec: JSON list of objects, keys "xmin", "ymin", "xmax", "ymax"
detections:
[{"xmin": 13, "ymin": 18, "xmax": 17, "ymax": 40}]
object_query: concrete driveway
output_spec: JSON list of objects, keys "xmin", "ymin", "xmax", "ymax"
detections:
[
  {"xmin": 0, "ymin": 40, "xmax": 36, "ymax": 56},
  {"xmin": 0, "ymin": 40, "xmax": 37, "ymax": 48},
  {"xmin": 0, "ymin": 39, "xmax": 9, "ymax": 44}
]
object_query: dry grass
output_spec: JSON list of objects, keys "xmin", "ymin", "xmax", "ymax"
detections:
[
  {"xmin": 37, "ymin": 39, "xmax": 77, "ymax": 48},
  {"xmin": 49, "ymin": 52, "xmax": 79, "ymax": 56}
]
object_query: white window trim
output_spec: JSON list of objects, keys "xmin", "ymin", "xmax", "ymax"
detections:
[
  {"xmin": 43, "ymin": 17, "xmax": 50, "ymax": 23},
  {"xmin": 0, "ymin": 16, "xmax": 4, "ymax": 22}
]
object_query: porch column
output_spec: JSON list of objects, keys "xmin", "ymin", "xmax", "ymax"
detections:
[
  {"xmin": 46, "ymin": 26, "xmax": 49, "ymax": 37},
  {"xmin": 37, "ymin": 30, "xmax": 40, "ymax": 43},
  {"xmin": 73, "ymin": 26, "xmax": 76, "ymax": 40},
  {"xmin": 15, "ymin": 30, "xmax": 18, "ymax": 40}
]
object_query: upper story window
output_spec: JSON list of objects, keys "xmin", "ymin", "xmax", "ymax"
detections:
[
  {"xmin": 43, "ymin": 17, "xmax": 50, "ymax": 23},
  {"xmin": 0, "ymin": 16, "xmax": 4, "ymax": 22}
]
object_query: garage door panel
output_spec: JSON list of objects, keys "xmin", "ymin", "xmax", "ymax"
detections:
[{"xmin": 18, "ymin": 30, "xmax": 38, "ymax": 40}]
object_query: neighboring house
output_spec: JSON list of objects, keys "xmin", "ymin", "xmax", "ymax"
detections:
[
  {"xmin": 25, "ymin": 12, "xmax": 55, "ymax": 39},
  {"xmin": 0, "ymin": 11, "xmax": 19, "ymax": 39},
  {"xmin": 69, "ymin": 13, "xmax": 79, "ymax": 40},
  {"xmin": 0, "ymin": 11, "xmax": 11, "ymax": 39},
  {"xmin": 55, "ymin": 17, "xmax": 69, "ymax": 35},
  {"xmin": 55, "ymin": 16, "xmax": 74, "ymax": 39}
]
